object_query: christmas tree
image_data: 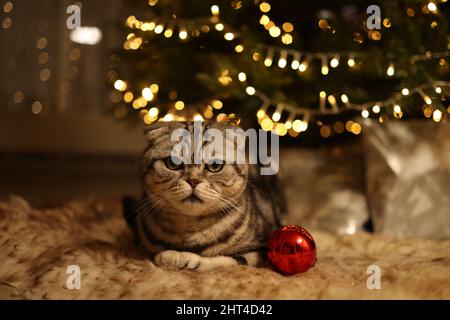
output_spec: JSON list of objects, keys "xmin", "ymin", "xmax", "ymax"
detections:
[{"xmin": 109, "ymin": 0, "xmax": 450, "ymax": 139}]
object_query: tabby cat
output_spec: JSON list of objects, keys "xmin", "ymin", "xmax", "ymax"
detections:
[{"xmin": 123, "ymin": 122, "xmax": 285, "ymax": 271}]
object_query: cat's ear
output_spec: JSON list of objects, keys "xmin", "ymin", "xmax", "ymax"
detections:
[{"xmin": 144, "ymin": 122, "xmax": 185, "ymax": 144}]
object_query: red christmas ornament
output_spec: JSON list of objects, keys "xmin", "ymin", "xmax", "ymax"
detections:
[{"xmin": 267, "ymin": 225, "xmax": 317, "ymax": 275}]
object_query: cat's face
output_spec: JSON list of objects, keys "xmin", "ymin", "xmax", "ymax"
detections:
[{"xmin": 142, "ymin": 122, "xmax": 248, "ymax": 216}]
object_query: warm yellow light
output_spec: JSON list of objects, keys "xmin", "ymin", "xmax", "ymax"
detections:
[
  {"xmin": 393, "ymin": 104, "xmax": 402, "ymax": 113},
  {"xmin": 402, "ymin": 88, "xmax": 410, "ymax": 96},
  {"xmin": 259, "ymin": 2, "xmax": 271, "ymax": 13},
  {"xmin": 154, "ymin": 24, "xmax": 164, "ymax": 34},
  {"xmin": 278, "ymin": 58, "xmax": 287, "ymax": 68},
  {"xmin": 341, "ymin": 94, "xmax": 349, "ymax": 104},
  {"xmin": 179, "ymin": 30, "xmax": 188, "ymax": 40},
  {"xmin": 298, "ymin": 62, "xmax": 308, "ymax": 72},
  {"xmin": 264, "ymin": 57, "xmax": 273, "ymax": 67},
  {"xmin": 330, "ymin": 57, "xmax": 339, "ymax": 68},
  {"xmin": 164, "ymin": 29, "xmax": 173, "ymax": 38},
  {"xmin": 211, "ymin": 5, "xmax": 220, "ymax": 15},
  {"xmin": 272, "ymin": 112, "xmax": 281, "ymax": 122},
  {"xmin": 361, "ymin": 110, "xmax": 370, "ymax": 118},
  {"xmin": 320, "ymin": 91, "xmax": 327, "ymax": 98},
  {"xmin": 432, "ymin": 109, "xmax": 442, "ymax": 122},
  {"xmin": 114, "ymin": 80, "xmax": 127, "ymax": 91},
  {"xmin": 291, "ymin": 59, "xmax": 300, "ymax": 70},
  {"xmin": 150, "ymin": 84, "xmax": 159, "ymax": 93},
  {"xmin": 275, "ymin": 123, "xmax": 288, "ymax": 136},
  {"xmin": 427, "ymin": 2, "xmax": 438, "ymax": 12},
  {"xmin": 143, "ymin": 114, "xmax": 155, "ymax": 125},
  {"xmin": 321, "ymin": 65, "xmax": 329, "ymax": 75},
  {"xmin": 211, "ymin": 100, "xmax": 223, "ymax": 110},
  {"xmin": 424, "ymin": 95, "xmax": 432, "ymax": 105},
  {"xmin": 387, "ymin": 63, "xmax": 395, "ymax": 76},
  {"xmin": 124, "ymin": 92, "xmax": 134, "ymax": 103},
  {"xmin": 215, "ymin": 23, "xmax": 224, "ymax": 31},
  {"xmin": 327, "ymin": 95, "xmax": 337, "ymax": 105},
  {"xmin": 257, "ymin": 109, "xmax": 266, "ymax": 119},
  {"xmin": 292, "ymin": 120, "xmax": 308, "ymax": 133},
  {"xmin": 238, "ymin": 72, "xmax": 247, "ymax": 82},
  {"xmin": 269, "ymin": 26, "xmax": 281, "ymax": 37},
  {"xmin": 149, "ymin": 107, "xmax": 159, "ymax": 117},
  {"xmin": 142, "ymin": 88, "xmax": 154, "ymax": 101},
  {"xmin": 435, "ymin": 86, "xmax": 442, "ymax": 94},
  {"xmin": 193, "ymin": 114, "xmax": 204, "ymax": 121},
  {"xmin": 224, "ymin": 32, "xmax": 234, "ymax": 41},
  {"xmin": 259, "ymin": 15, "xmax": 270, "ymax": 25},
  {"xmin": 235, "ymin": 44, "xmax": 244, "ymax": 53},
  {"xmin": 347, "ymin": 58, "xmax": 355, "ymax": 67},
  {"xmin": 372, "ymin": 105, "xmax": 381, "ymax": 113},
  {"xmin": 164, "ymin": 114, "xmax": 174, "ymax": 122},
  {"xmin": 351, "ymin": 123, "xmax": 362, "ymax": 135},
  {"xmin": 246, "ymin": 86, "xmax": 256, "ymax": 95},
  {"xmin": 281, "ymin": 33, "xmax": 293, "ymax": 45},
  {"xmin": 261, "ymin": 118, "xmax": 274, "ymax": 131},
  {"xmin": 282, "ymin": 22, "xmax": 294, "ymax": 33},
  {"xmin": 175, "ymin": 101, "xmax": 185, "ymax": 110}
]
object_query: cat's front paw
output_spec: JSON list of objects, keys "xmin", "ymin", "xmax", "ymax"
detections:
[{"xmin": 154, "ymin": 250, "xmax": 202, "ymax": 270}]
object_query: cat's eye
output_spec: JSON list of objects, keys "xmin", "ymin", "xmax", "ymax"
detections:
[
  {"xmin": 206, "ymin": 161, "xmax": 224, "ymax": 173},
  {"xmin": 164, "ymin": 157, "xmax": 183, "ymax": 170}
]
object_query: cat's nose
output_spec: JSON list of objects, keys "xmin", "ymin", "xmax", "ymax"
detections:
[{"xmin": 187, "ymin": 179, "xmax": 201, "ymax": 188}]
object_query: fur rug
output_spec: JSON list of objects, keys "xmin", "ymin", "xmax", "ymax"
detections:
[{"xmin": 0, "ymin": 196, "xmax": 449, "ymax": 300}]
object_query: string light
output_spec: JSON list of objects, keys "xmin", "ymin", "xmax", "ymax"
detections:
[
  {"xmin": 330, "ymin": 55, "xmax": 340, "ymax": 68},
  {"xmin": 154, "ymin": 23, "xmax": 164, "ymax": 34},
  {"xmin": 164, "ymin": 113, "xmax": 175, "ymax": 121},
  {"xmin": 327, "ymin": 95, "xmax": 338, "ymax": 112},
  {"xmin": 261, "ymin": 118, "xmax": 273, "ymax": 131},
  {"xmin": 321, "ymin": 57, "xmax": 329, "ymax": 75},
  {"xmin": 340, "ymin": 94, "xmax": 350, "ymax": 106},
  {"xmin": 193, "ymin": 114, "xmax": 204, "ymax": 121},
  {"xmin": 291, "ymin": 53, "xmax": 300, "ymax": 70},
  {"xmin": 269, "ymin": 26, "xmax": 281, "ymax": 38},
  {"xmin": 387, "ymin": 62, "xmax": 395, "ymax": 76},
  {"xmin": 278, "ymin": 50, "xmax": 287, "ymax": 68},
  {"xmin": 347, "ymin": 55, "xmax": 355, "ymax": 67},
  {"xmin": 361, "ymin": 109, "xmax": 370, "ymax": 118},
  {"xmin": 114, "ymin": 80, "xmax": 127, "ymax": 91},
  {"xmin": 272, "ymin": 104, "xmax": 283, "ymax": 121},
  {"xmin": 174, "ymin": 101, "xmax": 185, "ymax": 110},
  {"xmin": 149, "ymin": 107, "xmax": 159, "ymax": 117},
  {"xmin": 433, "ymin": 109, "xmax": 442, "ymax": 122},
  {"xmin": 285, "ymin": 114, "xmax": 295, "ymax": 129},
  {"xmin": 264, "ymin": 48, "xmax": 274, "ymax": 67},
  {"xmin": 142, "ymin": 88, "xmax": 154, "ymax": 101},
  {"xmin": 179, "ymin": 27, "xmax": 188, "ymax": 40},
  {"xmin": 246, "ymin": 86, "xmax": 256, "ymax": 95},
  {"xmin": 427, "ymin": 2, "xmax": 438, "ymax": 12},
  {"xmin": 435, "ymin": 86, "xmax": 442, "ymax": 94},
  {"xmin": 238, "ymin": 72, "xmax": 247, "ymax": 82},
  {"xmin": 299, "ymin": 56, "xmax": 311, "ymax": 72},
  {"xmin": 372, "ymin": 105, "xmax": 381, "ymax": 113},
  {"xmin": 319, "ymin": 91, "xmax": 327, "ymax": 111},
  {"xmin": 393, "ymin": 104, "xmax": 402, "ymax": 113},
  {"xmin": 211, "ymin": 100, "xmax": 223, "ymax": 110},
  {"xmin": 224, "ymin": 32, "xmax": 235, "ymax": 41},
  {"xmin": 215, "ymin": 23, "xmax": 224, "ymax": 31},
  {"xmin": 259, "ymin": 2, "xmax": 271, "ymax": 13},
  {"xmin": 402, "ymin": 88, "xmax": 410, "ymax": 96},
  {"xmin": 211, "ymin": 5, "xmax": 220, "ymax": 15},
  {"xmin": 235, "ymin": 44, "xmax": 244, "ymax": 53}
]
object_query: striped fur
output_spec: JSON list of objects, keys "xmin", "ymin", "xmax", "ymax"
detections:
[{"xmin": 123, "ymin": 122, "xmax": 285, "ymax": 271}]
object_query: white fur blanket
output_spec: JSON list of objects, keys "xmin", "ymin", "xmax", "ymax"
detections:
[{"xmin": 0, "ymin": 196, "xmax": 449, "ymax": 299}]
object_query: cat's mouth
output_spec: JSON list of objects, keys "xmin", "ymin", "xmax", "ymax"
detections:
[{"xmin": 182, "ymin": 194, "xmax": 204, "ymax": 204}]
